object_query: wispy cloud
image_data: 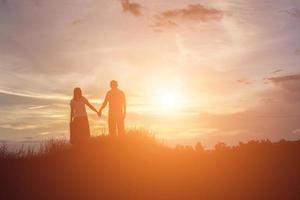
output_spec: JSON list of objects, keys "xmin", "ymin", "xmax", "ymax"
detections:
[
  {"xmin": 270, "ymin": 69, "xmax": 284, "ymax": 74},
  {"xmin": 72, "ymin": 18, "xmax": 86, "ymax": 25},
  {"xmin": 236, "ymin": 79, "xmax": 251, "ymax": 85},
  {"xmin": 152, "ymin": 4, "xmax": 223, "ymax": 29},
  {"xmin": 120, "ymin": 0, "xmax": 142, "ymax": 17},
  {"xmin": 27, "ymin": 105, "xmax": 50, "ymax": 110},
  {"xmin": 0, "ymin": 124, "xmax": 39, "ymax": 130},
  {"xmin": 268, "ymin": 74, "xmax": 300, "ymax": 84},
  {"xmin": 0, "ymin": 89, "xmax": 69, "ymax": 101},
  {"xmin": 280, "ymin": 9, "xmax": 300, "ymax": 18},
  {"xmin": 150, "ymin": 19, "xmax": 177, "ymax": 30}
]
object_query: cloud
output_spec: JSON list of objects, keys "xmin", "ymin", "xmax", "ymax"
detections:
[
  {"xmin": 280, "ymin": 9, "xmax": 300, "ymax": 18},
  {"xmin": 161, "ymin": 4, "xmax": 223, "ymax": 21},
  {"xmin": 271, "ymin": 69, "xmax": 284, "ymax": 74},
  {"xmin": 268, "ymin": 74, "xmax": 300, "ymax": 84},
  {"xmin": 150, "ymin": 19, "xmax": 177, "ymax": 30},
  {"xmin": 120, "ymin": 0, "xmax": 142, "ymax": 17},
  {"xmin": 28, "ymin": 105, "xmax": 51, "ymax": 110},
  {"xmin": 72, "ymin": 18, "xmax": 86, "ymax": 25},
  {"xmin": 0, "ymin": 124, "xmax": 39, "ymax": 130},
  {"xmin": 198, "ymin": 107, "xmax": 300, "ymax": 142},
  {"xmin": 152, "ymin": 4, "xmax": 223, "ymax": 29},
  {"xmin": 292, "ymin": 129, "xmax": 300, "ymax": 135},
  {"xmin": 204, "ymin": 74, "xmax": 300, "ymax": 143},
  {"xmin": 236, "ymin": 79, "xmax": 251, "ymax": 85},
  {"xmin": 0, "ymin": 89, "xmax": 68, "ymax": 108},
  {"xmin": 266, "ymin": 74, "xmax": 300, "ymax": 101}
]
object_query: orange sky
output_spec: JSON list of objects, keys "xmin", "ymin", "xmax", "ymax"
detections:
[{"xmin": 0, "ymin": 0, "xmax": 300, "ymax": 147}]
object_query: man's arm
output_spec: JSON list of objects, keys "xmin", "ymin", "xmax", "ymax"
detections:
[
  {"xmin": 98, "ymin": 92, "xmax": 109, "ymax": 116},
  {"xmin": 123, "ymin": 92, "xmax": 126, "ymax": 119}
]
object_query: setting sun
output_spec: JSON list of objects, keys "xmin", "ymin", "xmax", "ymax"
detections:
[
  {"xmin": 155, "ymin": 89, "xmax": 181, "ymax": 111},
  {"xmin": 160, "ymin": 92, "xmax": 177, "ymax": 109}
]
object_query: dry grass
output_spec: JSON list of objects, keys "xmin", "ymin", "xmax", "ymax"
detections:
[{"xmin": 0, "ymin": 130, "xmax": 300, "ymax": 200}]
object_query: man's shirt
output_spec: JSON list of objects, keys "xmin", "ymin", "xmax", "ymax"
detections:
[{"xmin": 105, "ymin": 89, "xmax": 125, "ymax": 116}]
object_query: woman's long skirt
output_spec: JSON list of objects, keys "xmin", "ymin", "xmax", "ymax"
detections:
[{"xmin": 70, "ymin": 116, "xmax": 90, "ymax": 145}]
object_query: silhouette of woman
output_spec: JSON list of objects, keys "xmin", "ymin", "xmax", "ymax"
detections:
[{"xmin": 70, "ymin": 87, "xmax": 98, "ymax": 144}]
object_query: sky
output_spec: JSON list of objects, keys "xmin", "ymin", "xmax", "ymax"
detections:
[{"xmin": 0, "ymin": 0, "xmax": 300, "ymax": 147}]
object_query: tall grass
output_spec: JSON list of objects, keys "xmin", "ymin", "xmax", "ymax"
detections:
[{"xmin": 0, "ymin": 130, "xmax": 299, "ymax": 200}]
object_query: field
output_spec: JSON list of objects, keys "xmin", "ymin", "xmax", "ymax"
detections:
[{"xmin": 1, "ymin": 130, "xmax": 300, "ymax": 200}]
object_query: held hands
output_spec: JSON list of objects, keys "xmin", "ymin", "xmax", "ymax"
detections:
[
  {"xmin": 96, "ymin": 111, "xmax": 126, "ymax": 119},
  {"xmin": 97, "ymin": 111, "xmax": 102, "ymax": 118}
]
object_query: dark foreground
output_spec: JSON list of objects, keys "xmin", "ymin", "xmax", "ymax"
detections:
[{"xmin": 0, "ymin": 130, "xmax": 300, "ymax": 200}]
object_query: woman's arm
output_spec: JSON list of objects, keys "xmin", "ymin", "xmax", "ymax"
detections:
[{"xmin": 85, "ymin": 98, "xmax": 98, "ymax": 113}]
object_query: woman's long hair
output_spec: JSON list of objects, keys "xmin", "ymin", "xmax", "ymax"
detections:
[{"xmin": 73, "ymin": 87, "xmax": 82, "ymax": 101}]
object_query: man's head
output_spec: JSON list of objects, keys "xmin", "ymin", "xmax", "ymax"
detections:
[{"xmin": 110, "ymin": 80, "xmax": 118, "ymax": 89}]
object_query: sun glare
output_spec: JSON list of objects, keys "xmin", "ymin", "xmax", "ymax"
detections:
[
  {"xmin": 160, "ymin": 93, "xmax": 176, "ymax": 108},
  {"xmin": 157, "ymin": 91, "xmax": 179, "ymax": 111}
]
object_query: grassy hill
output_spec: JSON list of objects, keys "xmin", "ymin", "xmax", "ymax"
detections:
[{"xmin": 0, "ymin": 130, "xmax": 300, "ymax": 200}]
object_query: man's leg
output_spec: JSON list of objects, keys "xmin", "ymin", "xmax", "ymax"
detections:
[
  {"xmin": 117, "ymin": 116, "xmax": 125, "ymax": 137},
  {"xmin": 108, "ymin": 116, "xmax": 117, "ymax": 136}
]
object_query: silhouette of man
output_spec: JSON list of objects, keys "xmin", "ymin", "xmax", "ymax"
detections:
[{"xmin": 99, "ymin": 80, "xmax": 126, "ymax": 136}]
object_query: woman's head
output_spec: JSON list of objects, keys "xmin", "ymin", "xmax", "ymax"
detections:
[{"xmin": 73, "ymin": 87, "xmax": 82, "ymax": 100}]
